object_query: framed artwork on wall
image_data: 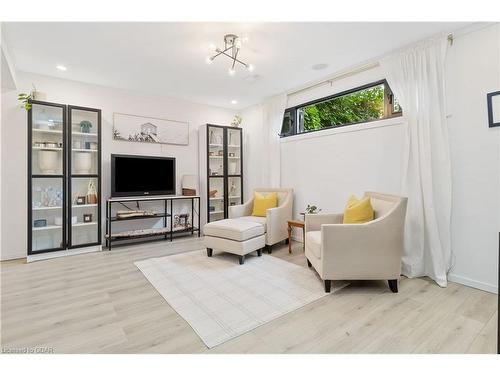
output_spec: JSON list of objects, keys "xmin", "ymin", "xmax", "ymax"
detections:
[
  {"xmin": 487, "ymin": 91, "xmax": 500, "ymax": 128},
  {"xmin": 113, "ymin": 112, "xmax": 189, "ymax": 145}
]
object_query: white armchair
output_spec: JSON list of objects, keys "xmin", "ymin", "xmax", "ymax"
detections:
[
  {"xmin": 229, "ymin": 188, "xmax": 293, "ymax": 252},
  {"xmin": 305, "ymin": 192, "xmax": 407, "ymax": 293}
]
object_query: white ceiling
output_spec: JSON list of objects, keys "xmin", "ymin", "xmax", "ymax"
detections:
[{"xmin": 3, "ymin": 22, "xmax": 472, "ymax": 109}]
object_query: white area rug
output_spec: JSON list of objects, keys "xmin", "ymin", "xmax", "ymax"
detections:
[{"xmin": 135, "ymin": 250, "xmax": 347, "ymax": 348}]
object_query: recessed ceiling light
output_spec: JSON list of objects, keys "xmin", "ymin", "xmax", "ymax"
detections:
[
  {"xmin": 56, "ymin": 65, "xmax": 67, "ymax": 71},
  {"xmin": 312, "ymin": 63, "xmax": 329, "ymax": 71},
  {"xmin": 231, "ymin": 100, "xmax": 238, "ymax": 105}
]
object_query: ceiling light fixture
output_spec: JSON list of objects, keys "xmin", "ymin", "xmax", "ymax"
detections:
[
  {"xmin": 56, "ymin": 65, "xmax": 67, "ymax": 71},
  {"xmin": 231, "ymin": 100, "xmax": 238, "ymax": 104},
  {"xmin": 206, "ymin": 34, "xmax": 253, "ymax": 76}
]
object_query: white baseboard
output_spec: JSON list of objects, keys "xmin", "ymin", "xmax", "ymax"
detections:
[
  {"xmin": 448, "ymin": 273, "xmax": 497, "ymax": 294},
  {"xmin": 27, "ymin": 245, "xmax": 102, "ymax": 263}
]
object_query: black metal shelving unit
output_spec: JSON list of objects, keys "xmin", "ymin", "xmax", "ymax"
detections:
[
  {"xmin": 205, "ymin": 124, "xmax": 243, "ymax": 223},
  {"xmin": 105, "ymin": 195, "xmax": 201, "ymax": 250}
]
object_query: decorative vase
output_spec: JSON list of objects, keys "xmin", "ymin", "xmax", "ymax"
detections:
[
  {"xmin": 74, "ymin": 152, "xmax": 92, "ymax": 174},
  {"xmin": 86, "ymin": 180, "xmax": 97, "ymax": 204},
  {"xmin": 38, "ymin": 150, "xmax": 58, "ymax": 174},
  {"xmin": 209, "ymin": 130, "xmax": 216, "ymax": 144}
]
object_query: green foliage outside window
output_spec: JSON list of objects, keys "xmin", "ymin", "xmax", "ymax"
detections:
[{"xmin": 300, "ymin": 84, "xmax": 385, "ymax": 131}]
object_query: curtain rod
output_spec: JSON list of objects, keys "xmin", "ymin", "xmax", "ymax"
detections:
[
  {"xmin": 288, "ymin": 30, "xmax": 459, "ymax": 98},
  {"xmin": 288, "ymin": 61, "xmax": 380, "ymax": 97}
]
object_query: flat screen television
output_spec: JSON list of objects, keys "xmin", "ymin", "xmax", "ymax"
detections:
[{"xmin": 111, "ymin": 154, "xmax": 176, "ymax": 197}]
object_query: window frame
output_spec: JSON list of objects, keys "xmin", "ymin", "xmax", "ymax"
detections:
[{"xmin": 281, "ymin": 79, "xmax": 402, "ymax": 138}]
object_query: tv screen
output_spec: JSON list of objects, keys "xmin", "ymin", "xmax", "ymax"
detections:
[{"xmin": 111, "ymin": 154, "xmax": 176, "ymax": 197}]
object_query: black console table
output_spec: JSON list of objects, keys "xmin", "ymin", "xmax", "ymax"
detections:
[{"xmin": 105, "ymin": 195, "xmax": 200, "ymax": 250}]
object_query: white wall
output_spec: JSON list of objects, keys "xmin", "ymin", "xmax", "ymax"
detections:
[
  {"xmin": 0, "ymin": 72, "xmax": 235, "ymax": 260},
  {"xmin": 446, "ymin": 24, "xmax": 500, "ymax": 293},
  {"xmin": 281, "ymin": 66, "xmax": 405, "ymax": 223}
]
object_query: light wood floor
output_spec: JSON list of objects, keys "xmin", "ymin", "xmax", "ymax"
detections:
[{"xmin": 1, "ymin": 238, "xmax": 497, "ymax": 354}]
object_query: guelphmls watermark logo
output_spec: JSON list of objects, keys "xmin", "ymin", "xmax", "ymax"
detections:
[{"xmin": 2, "ymin": 346, "xmax": 54, "ymax": 354}]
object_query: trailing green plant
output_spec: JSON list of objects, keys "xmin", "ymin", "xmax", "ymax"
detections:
[
  {"xmin": 305, "ymin": 204, "xmax": 322, "ymax": 214},
  {"xmin": 18, "ymin": 93, "xmax": 33, "ymax": 111}
]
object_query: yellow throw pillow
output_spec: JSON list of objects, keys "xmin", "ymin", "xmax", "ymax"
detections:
[
  {"xmin": 343, "ymin": 195, "xmax": 374, "ymax": 224},
  {"xmin": 252, "ymin": 192, "xmax": 278, "ymax": 217}
]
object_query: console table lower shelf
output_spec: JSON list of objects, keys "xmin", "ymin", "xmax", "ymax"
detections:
[{"xmin": 105, "ymin": 195, "xmax": 200, "ymax": 250}]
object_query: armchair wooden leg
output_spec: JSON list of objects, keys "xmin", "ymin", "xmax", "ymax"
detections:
[
  {"xmin": 307, "ymin": 259, "xmax": 312, "ymax": 268},
  {"xmin": 206, "ymin": 248, "xmax": 213, "ymax": 257},
  {"xmin": 285, "ymin": 238, "xmax": 290, "ymax": 245},
  {"xmin": 267, "ymin": 245, "xmax": 272, "ymax": 254},
  {"xmin": 257, "ymin": 248, "xmax": 262, "ymax": 257},
  {"xmin": 388, "ymin": 279, "xmax": 398, "ymax": 293},
  {"xmin": 239, "ymin": 255, "xmax": 245, "ymax": 265},
  {"xmin": 324, "ymin": 280, "xmax": 331, "ymax": 293}
]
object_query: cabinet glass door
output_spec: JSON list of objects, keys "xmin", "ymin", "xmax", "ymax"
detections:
[
  {"xmin": 70, "ymin": 177, "xmax": 99, "ymax": 246},
  {"xmin": 31, "ymin": 177, "xmax": 65, "ymax": 252},
  {"xmin": 29, "ymin": 102, "xmax": 66, "ymax": 253},
  {"xmin": 227, "ymin": 128, "xmax": 243, "ymax": 210},
  {"xmin": 207, "ymin": 125, "xmax": 226, "ymax": 222},
  {"xmin": 228, "ymin": 176, "xmax": 243, "ymax": 207},
  {"xmin": 227, "ymin": 128, "xmax": 242, "ymax": 176},
  {"xmin": 68, "ymin": 106, "xmax": 101, "ymax": 248},
  {"xmin": 208, "ymin": 176, "xmax": 225, "ymax": 222}
]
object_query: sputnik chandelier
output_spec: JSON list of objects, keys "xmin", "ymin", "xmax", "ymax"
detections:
[{"xmin": 205, "ymin": 34, "xmax": 254, "ymax": 76}]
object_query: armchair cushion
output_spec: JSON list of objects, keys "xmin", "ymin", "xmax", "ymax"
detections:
[
  {"xmin": 343, "ymin": 195, "xmax": 374, "ymax": 224},
  {"xmin": 238, "ymin": 216, "xmax": 267, "ymax": 232},
  {"xmin": 305, "ymin": 231, "xmax": 322, "ymax": 259},
  {"xmin": 251, "ymin": 192, "xmax": 278, "ymax": 217}
]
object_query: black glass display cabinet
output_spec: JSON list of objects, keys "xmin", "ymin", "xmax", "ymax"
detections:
[
  {"xmin": 27, "ymin": 100, "xmax": 102, "ymax": 255},
  {"xmin": 205, "ymin": 124, "xmax": 243, "ymax": 223}
]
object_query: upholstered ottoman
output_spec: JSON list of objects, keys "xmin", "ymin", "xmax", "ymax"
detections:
[{"xmin": 203, "ymin": 219, "xmax": 265, "ymax": 264}]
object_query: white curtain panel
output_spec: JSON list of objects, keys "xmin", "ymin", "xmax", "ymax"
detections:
[
  {"xmin": 380, "ymin": 38, "xmax": 452, "ymax": 287},
  {"xmin": 261, "ymin": 94, "xmax": 288, "ymax": 187}
]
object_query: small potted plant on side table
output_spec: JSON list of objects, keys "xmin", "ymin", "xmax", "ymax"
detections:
[{"xmin": 288, "ymin": 204, "xmax": 322, "ymax": 254}]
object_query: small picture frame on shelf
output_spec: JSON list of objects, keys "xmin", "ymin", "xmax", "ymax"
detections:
[
  {"xmin": 33, "ymin": 219, "xmax": 47, "ymax": 227},
  {"xmin": 217, "ymin": 150, "xmax": 223, "ymax": 156},
  {"xmin": 209, "ymin": 151, "xmax": 215, "ymax": 156},
  {"xmin": 228, "ymin": 152, "xmax": 235, "ymax": 157},
  {"xmin": 83, "ymin": 214, "xmax": 93, "ymax": 223},
  {"xmin": 76, "ymin": 196, "xmax": 86, "ymax": 205}
]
